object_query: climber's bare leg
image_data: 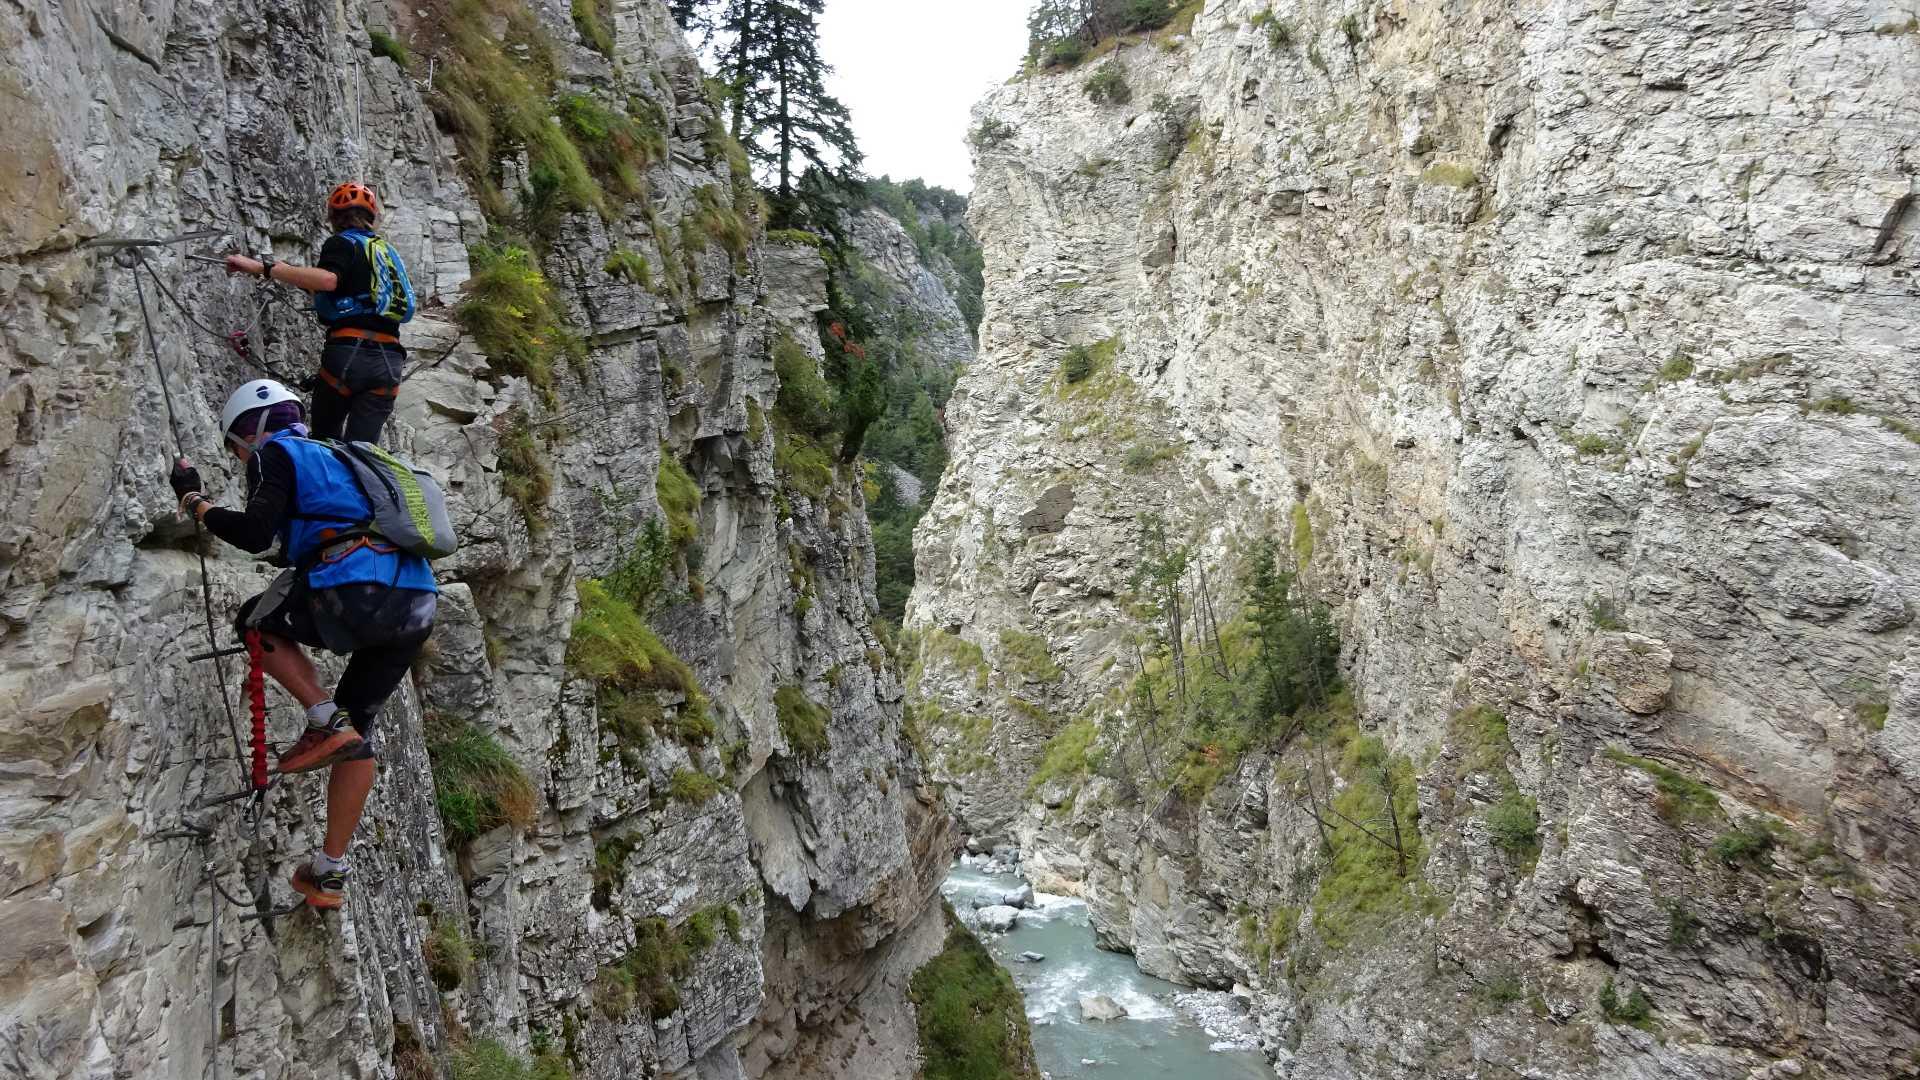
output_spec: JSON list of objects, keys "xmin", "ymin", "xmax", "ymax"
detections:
[
  {"xmin": 258, "ymin": 632, "xmax": 330, "ymax": 709},
  {"xmin": 324, "ymin": 759, "xmax": 376, "ymax": 859}
]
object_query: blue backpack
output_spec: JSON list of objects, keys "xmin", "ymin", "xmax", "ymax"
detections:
[{"xmin": 314, "ymin": 228, "xmax": 416, "ymax": 326}]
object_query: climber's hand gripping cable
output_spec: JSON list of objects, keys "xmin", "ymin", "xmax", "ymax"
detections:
[{"xmin": 225, "ymin": 252, "xmax": 338, "ymax": 294}]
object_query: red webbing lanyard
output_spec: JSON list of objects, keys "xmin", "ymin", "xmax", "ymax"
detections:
[{"xmin": 245, "ymin": 630, "xmax": 269, "ymax": 790}]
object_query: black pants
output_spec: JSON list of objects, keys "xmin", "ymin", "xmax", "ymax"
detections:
[
  {"xmin": 311, "ymin": 339, "xmax": 406, "ymax": 444},
  {"xmin": 238, "ymin": 584, "xmax": 437, "ymax": 753}
]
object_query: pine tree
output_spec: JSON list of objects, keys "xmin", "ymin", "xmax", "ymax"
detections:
[
  {"xmin": 1027, "ymin": 0, "xmax": 1092, "ymax": 57},
  {"xmin": 1025, "ymin": 0, "xmax": 1181, "ymax": 64},
  {"xmin": 670, "ymin": 0, "xmax": 861, "ymax": 220},
  {"xmin": 1245, "ymin": 539, "xmax": 1339, "ymax": 726}
]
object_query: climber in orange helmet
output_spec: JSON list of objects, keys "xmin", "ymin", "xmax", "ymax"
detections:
[{"xmin": 226, "ymin": 182, "xmax": 418, "ymax": 445}]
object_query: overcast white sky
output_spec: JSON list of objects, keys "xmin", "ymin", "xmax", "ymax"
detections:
[{"xmin": 816, "ymin": 0, "xmax": 1031, "ymax": 194}]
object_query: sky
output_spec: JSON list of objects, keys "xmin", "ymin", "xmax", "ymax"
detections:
[{"xmin": 816, "ymin": 0, "xmax": 1031, "ymax": 194}]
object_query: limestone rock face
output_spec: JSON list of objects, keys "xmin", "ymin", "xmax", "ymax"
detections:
[
  {"xmin": 843, "ymin": 206, "xmax": 976, "ymax": 372},
  {"xmin": 910, "ymin": 1, "xmax": 1920, "ymax": 1077},
  {"xmin": 0, "ymin": 2, "xmax": 952, "ymax": 1078}
]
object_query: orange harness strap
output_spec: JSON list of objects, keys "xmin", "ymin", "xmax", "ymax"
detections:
[{"xmin": 314, "ymin": 367, "xmax": 399, "ymax": 399}]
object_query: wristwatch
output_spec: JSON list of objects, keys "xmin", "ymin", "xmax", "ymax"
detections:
[{"xmin": 259, "ymin": 253, "xmax": 278, "ymax": 280}]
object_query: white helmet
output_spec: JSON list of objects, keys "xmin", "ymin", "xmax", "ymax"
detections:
[{"xmin": 219, "ymin": 379, "xmax": 304, "ymax": 450}]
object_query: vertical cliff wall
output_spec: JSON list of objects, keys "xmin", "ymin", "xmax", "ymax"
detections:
[
  {"xmin": 0, "ymin": 2, "xmax": 955, "ymax": 1077},
  {"xmin": 912, "ymin": 1, "xmax": 1920, "ymax": 1076}
]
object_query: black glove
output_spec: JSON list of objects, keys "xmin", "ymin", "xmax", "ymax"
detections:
[{"xmin": 169, "ymin": 457, "xmax": 203, "ymax": 501}]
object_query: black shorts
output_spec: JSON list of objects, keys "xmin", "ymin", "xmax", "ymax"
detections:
[
  {"xmin": 236, "ymin": 584, "xmax": 437, "ymax": 746},
  {"xmin": 238, "ymin": 582, "xmax": 435, "ymax": 654}
]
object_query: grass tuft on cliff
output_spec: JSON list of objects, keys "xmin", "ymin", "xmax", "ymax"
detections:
[
  {"xmin": 1603, "ymin": 747, "xmax": 1720, "ymax": 825},
  {"xmin": 496, "ymin": 408, "xmax": 553, "ymax": 530},
  {"xmin": 570, "ymin": 0, "xmax": 613, "ymax": 57},
  {"xmin": 458, "ymin": 243, "xmax": 583, "ymax": 397},
  {"xmin": 997, "ymin": 627, "xmax": 1064, "ymax": 683},
  {"xmin": 449, "ymin": 1039, "xmax": 574, "ymax": 1080},
  {"xmin": 369, "ymin": 29, "xmax": 412, "ymax": 68},
  {"xmin": 424, "ymin": 915, "xmax": 474, "ymax": 991},
  {"xmin": 593, "ymin": 905, "xmax": 738, "ymax": 1020},
  {"xmin": 569, "ymin": 581, "xmax": 702, "ymax": 695},
  {"xmin": 1308, "ymin": 730, "xmax": 1441, "ymax": 950},
  {"xmin": 568, "ymin": 580, "xmax": 713, "ymax": 746},
  {"xmin": 774, "ymin": 685, "xmax": 832, "ymax": 758},
  {"xmin": 430, "ymin": 0, "xmax": 674, "ymax": 232},
  {"xmin": 911, "ymin": 903, "xmax": 1042, "ymax": 1080},
  {"xmin": 770, "ymin": 332, "xmax": 842, "ymax": 500},
  {"xmin": 426, "ymin": 716, "xmax": 539, "ymax": 846},
  {"xmin": 655, "ymin": 449, "xmax": 703, "ymax": 550},
  {"xmin": 604, "ymin": 248, "xmax": 653, "ymax": 288}
]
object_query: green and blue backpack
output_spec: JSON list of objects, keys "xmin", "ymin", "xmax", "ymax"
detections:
[{"xmin": 314, "ymin": 228, "xmax": 417, "ymax": 326}]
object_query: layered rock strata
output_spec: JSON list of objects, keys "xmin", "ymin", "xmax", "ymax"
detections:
[{"xmin": 910, "ymin": 1, "xmax": 1920, "ymax": 1076}]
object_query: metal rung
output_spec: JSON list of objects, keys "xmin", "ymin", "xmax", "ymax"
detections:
[
  {"xmin": 155, "ymin": 825, "xmax": 213, "ymax": 843},
  {"xmin": 239, "ymin": 902, "xmax": 305, "ymax": 923},
  {"xmin": 187, "ymin": 645, "xmax": 248, "ymax": 663},
  {"xmin": 195, "ymin": 779, "xmax": 276, "ymax": 809},
  {"xmin": 80, "ymin": 228, "xmax": 223, "ymax": 250}
]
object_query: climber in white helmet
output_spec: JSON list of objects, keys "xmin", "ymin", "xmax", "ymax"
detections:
[{"xmin": 168, "ymin": 379, "xmax": 438, "ymax": 908}]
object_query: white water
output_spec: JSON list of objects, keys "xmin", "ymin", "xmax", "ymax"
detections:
[{"xmin": 942, "ymin": 861, "xmax": 1276, "ymax": 1079}]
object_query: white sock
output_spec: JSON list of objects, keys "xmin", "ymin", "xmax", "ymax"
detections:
[
  {"xmin": 304, "ymin": 699, "xmax": 339, "ymax": 727},
  {"xmin": 313, "ymin": 849, "xmax": 349, "ymax": 875}
]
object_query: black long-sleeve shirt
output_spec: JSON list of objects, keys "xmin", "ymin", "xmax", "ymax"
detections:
[{"xmin": 202, "ymin": 441, "xmax": 296, "ymax": 554}]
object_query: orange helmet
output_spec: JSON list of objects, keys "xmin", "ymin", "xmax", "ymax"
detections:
[{"xmin": 327, "ymin": 182, "xmax": 380, "ymax": 217}]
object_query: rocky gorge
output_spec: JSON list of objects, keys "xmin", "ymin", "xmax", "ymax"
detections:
[
  {"xmin": 0, "ymin": 1, "xmax": 981, "ymax": 1078},
  {"xmin": 910, "ymin": 1, "xmax": 1920, "ymax": 1078}
]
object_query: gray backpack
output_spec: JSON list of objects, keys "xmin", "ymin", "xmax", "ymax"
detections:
[{"xmin": 326, "ymin": 440, "xmax": 459, "ymax": 559}]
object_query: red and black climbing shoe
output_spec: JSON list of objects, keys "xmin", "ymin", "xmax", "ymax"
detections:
[
  {"xmin": 291, "ymin": 862, "xmax": 348, "ymax": 909},
  {"xmin": 277, "ymin": 711, "xmax": 364, "ymax": 774}
]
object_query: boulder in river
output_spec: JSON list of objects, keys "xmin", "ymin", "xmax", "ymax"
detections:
[
  {"xmin": 1018, "ymin": 951, "xmax": 1046, "ymax": 963},
  {"xmin": 1003, "ymin": 884, "xmax": 1036, "ymax": 908},
  {"xmin": 976, "ymin": 905, "xmax": 1020, "ymax": 933},
  {"xmin": 1079, "ymin": 993, "xmax": 1128, "ymax": 1021}
]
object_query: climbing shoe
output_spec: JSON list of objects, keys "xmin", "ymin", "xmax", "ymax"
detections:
[
  {"xmin": 278, "ymin": 711, "xmax": 364, "ymax": 774},
  {"xmin": 291, "ymin": 862, "xmax": 348, "ymax": 909}
]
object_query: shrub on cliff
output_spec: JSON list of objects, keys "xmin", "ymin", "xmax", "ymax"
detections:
[
  {"xmin": 1084, "ymin": 61, "xmax": 1132, "ymax": 105},
  {"xmin": 773, "ymin": 333, "xmax": 839, "ymax": 437},
  {"xmin": 1028, "ymin": 0, "xmax": 1185, "ymax": 68},
  {"xmin": 1711, "ymin": 816, "xmax": 1780, "ymax": 870},
  {"xmin": 1486, "ymin": 791, "xmax": 1541, "ymax": 864},
  {"xmin": 1060, "ymin": 344, "xmax": 1096, "ymax": 383}
]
